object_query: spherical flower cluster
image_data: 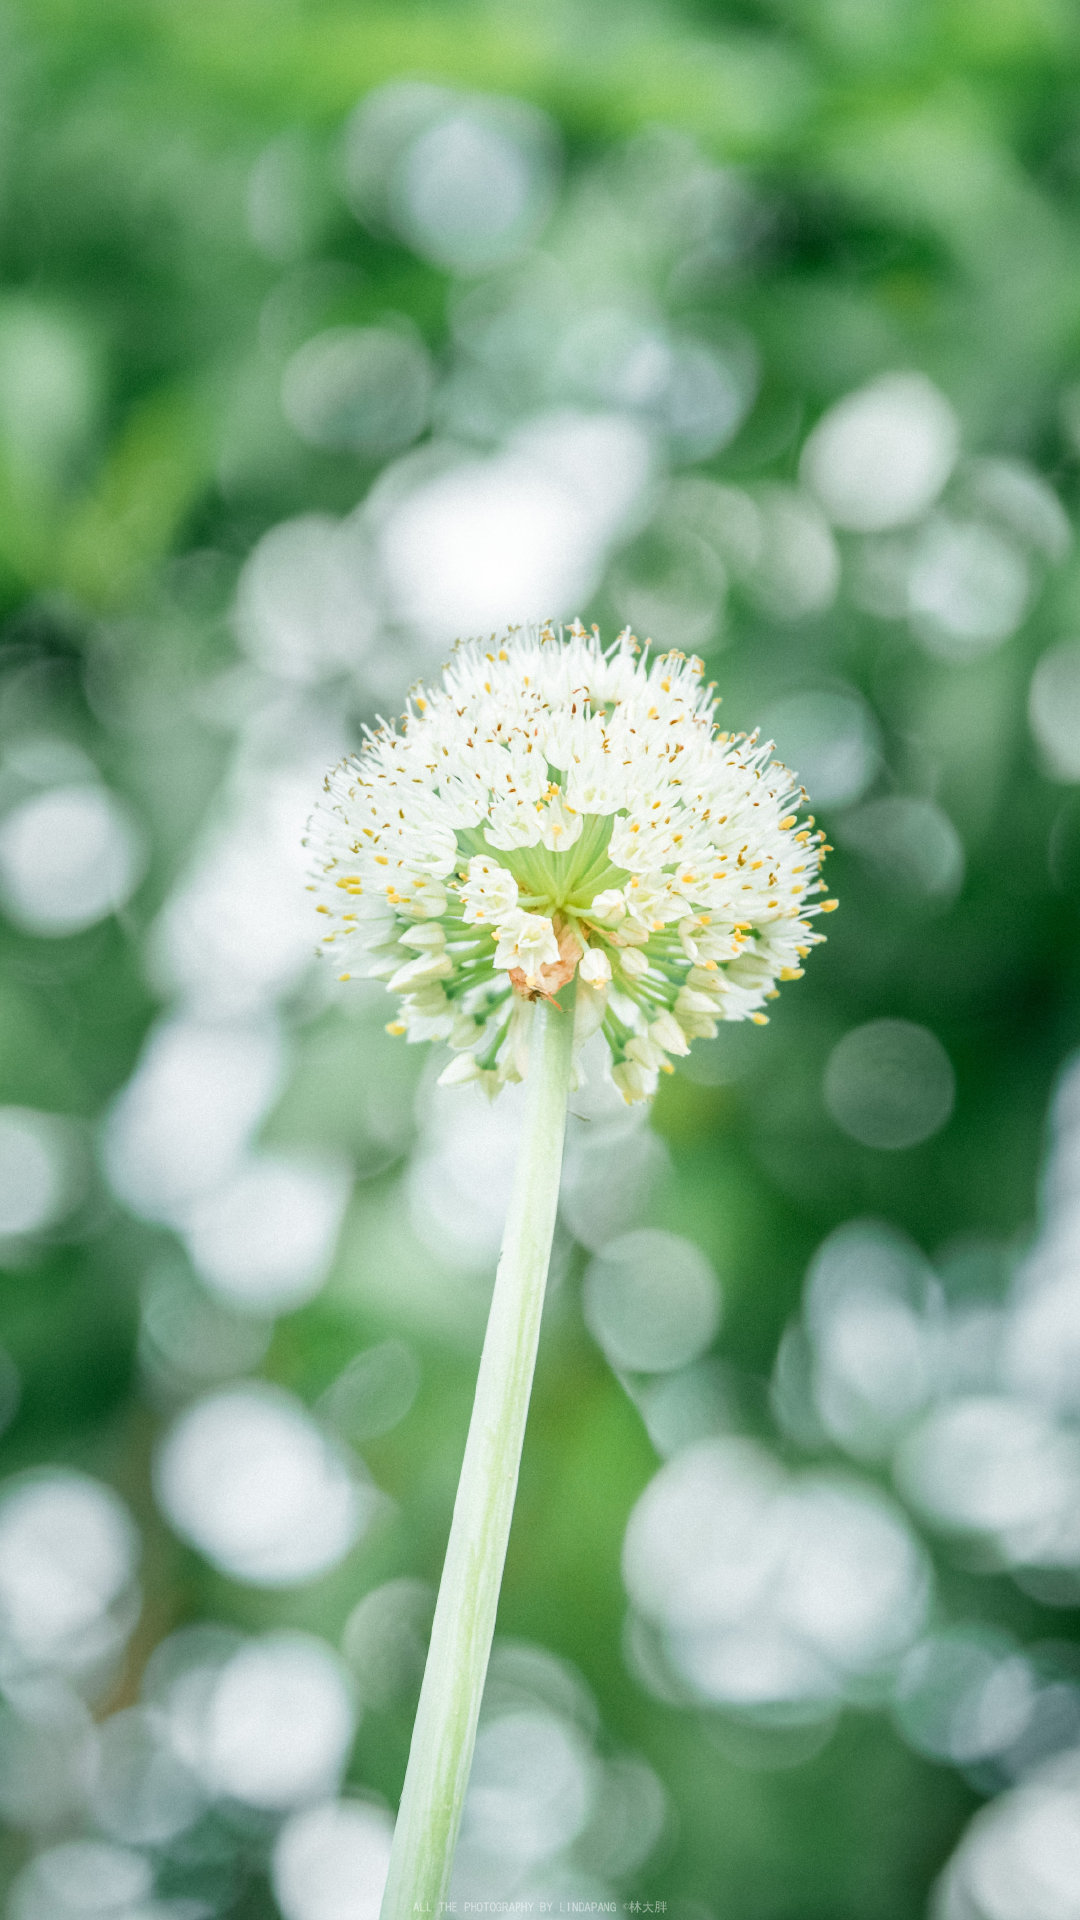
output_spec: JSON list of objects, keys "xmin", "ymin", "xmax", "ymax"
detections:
[{"xmin": 306, "ymin": 624, "xmax": 834, "ymax": 1102}]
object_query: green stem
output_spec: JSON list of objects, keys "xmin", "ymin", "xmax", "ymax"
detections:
[{"xmin": 378, "ymin": 988, "xmax": 577, "ymax": 1919}]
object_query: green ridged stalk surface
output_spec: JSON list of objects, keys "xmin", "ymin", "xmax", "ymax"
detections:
[{"xmin": 379, "ymin": 991, "xmax": 576, "ymax": 1919}]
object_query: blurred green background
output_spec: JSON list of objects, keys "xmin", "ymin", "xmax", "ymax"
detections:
[{"xmin": 3, "ymin": 1, "xmax": 1080, "ymax": 1916}]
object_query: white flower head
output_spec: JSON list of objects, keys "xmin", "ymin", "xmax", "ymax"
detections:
[{"xmin": 306, "ymin": 623, "xmax": 834, "ymax": 1101}]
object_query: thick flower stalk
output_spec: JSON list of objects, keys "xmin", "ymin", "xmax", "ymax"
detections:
[
  {"xmin": 306, "ymin": 622, "xmax": 832, "ymax": 1915},
  {"xmin": 307, "ymin": 622, "xmax": 834, "ymax": 1101}
]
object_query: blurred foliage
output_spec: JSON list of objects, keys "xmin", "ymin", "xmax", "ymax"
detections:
[{"xmin": 2, "ymin": 1, "xmax": 1080, "ymax": 1918}]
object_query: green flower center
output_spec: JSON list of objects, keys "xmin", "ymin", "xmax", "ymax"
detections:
[{"xmin": 456, "ymin": 813, "xmax": 632, "ymax": 920}]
